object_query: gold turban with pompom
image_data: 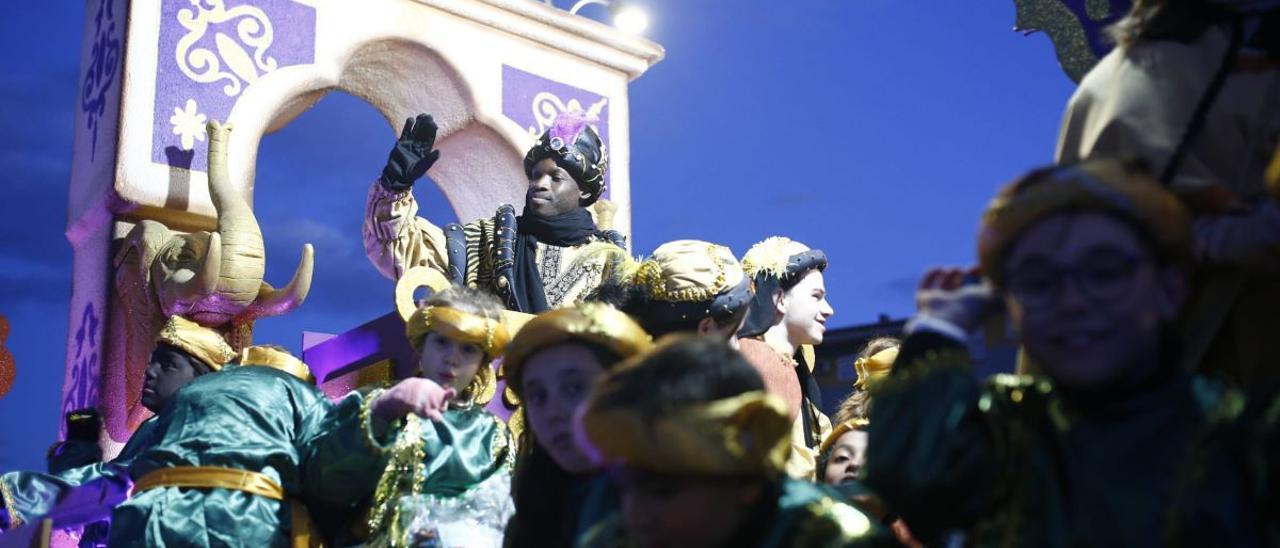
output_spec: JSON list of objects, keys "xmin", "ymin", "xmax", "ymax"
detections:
[{"xmin": 633, "ymin": 240, "xmax": 747, "ymax": 303}]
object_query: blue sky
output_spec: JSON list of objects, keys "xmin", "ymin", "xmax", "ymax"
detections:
[{"xmin": 0, "ymin": 1, "xmax": 1077, "ymax": 470}]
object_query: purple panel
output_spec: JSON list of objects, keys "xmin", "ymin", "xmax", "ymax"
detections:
[
  {"xmin": 61, "ymin": 302, "xmax": 102, "ymax": 438},
  {"xmin": 301, "ymin": 312, "xmax": 416, "ymax": 383},
  {"xmin": 300, "ymin": 312, "xmax": 513, "ymax": 419},
  {"xmin": 152, "ymin": 0, "xmax": 316, "ymax": 172},
  {"xmin": 300, "ymin": 330, "xmax": 336, "ymax": 351},
  {"xmin": 81, "ymin": 0, "xmax": 124, "ymax": 162},
  {"xmin": 501, "ymin": 65, "xmax": 612, "ymax": 198}
]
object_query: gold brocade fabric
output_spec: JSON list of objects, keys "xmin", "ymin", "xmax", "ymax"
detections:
[
  {"xmin": 582, "ymin": 391, "xmax": 792, "ymax": 478},
  {"xmin": 155, "ymin": 315, "xmax": 237, "ymax": 371}
]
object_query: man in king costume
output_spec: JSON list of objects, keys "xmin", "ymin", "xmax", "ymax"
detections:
[{"xmin": 363, "ymin": 111, "xmax": 630, "ymax": 313}]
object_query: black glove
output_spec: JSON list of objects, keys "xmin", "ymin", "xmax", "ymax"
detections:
[{"xmin": 380, "ymin": 114, "xmax": 441, "ymax": 192}]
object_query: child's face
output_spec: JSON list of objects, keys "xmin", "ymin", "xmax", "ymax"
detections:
[
  {"xmin": 615, "ymin": 469, "xmax": 762, "ymax": 548},
  {"xmin": 521, "ymin": 342, "xmax": 605, "ymax": 473},
  {"xmin": 417, "ymin": 331, "xmax": 485, "ymax": 394},
  {"xmin": 1004, "ymin": 212, "xmax": 1183, "ymax": 391},
  {"xmin": 823, "ymin": 429, "xmax": 868, "ymax": 486}
]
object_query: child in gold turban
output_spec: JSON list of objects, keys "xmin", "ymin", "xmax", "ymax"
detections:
[
  {"xmin": 363, "ymin": 286, "xmax": 516, "ymax": 547},
  {"xmin": 501, "ymin": 302, "xmax": 651, "ymax": 548},
  {"xmin": 577, "ymin": 336, "xmax": 884, "ymax": 547},
  {"xmin": 605, "ymin": 239, "xmax": 754, "ymax": 345}
]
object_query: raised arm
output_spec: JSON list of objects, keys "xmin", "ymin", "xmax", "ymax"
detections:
[
  {"xmin": 862, "ymin": 268, "xmax": 1004, "ymax": 540},
  {"xmin": 362, "ymin": 114, "xmax": 450, "ymax": 280}
]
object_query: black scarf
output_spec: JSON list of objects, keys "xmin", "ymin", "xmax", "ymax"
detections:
[{"xmin": 512, "ymin": 207, "xmax": 600, "ymax": 313}]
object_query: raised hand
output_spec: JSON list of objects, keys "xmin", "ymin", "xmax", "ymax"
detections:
[
  {"xmin": 915, "ymin": 266, "xmax": 1000, "ymax": 335},
  {"xmin": 371, "ymin": 377, "xmax": 456, "ymax": 422},
  {"xmin": 379, "ymin": 114, "xmax": 441, "ymax": 192}
]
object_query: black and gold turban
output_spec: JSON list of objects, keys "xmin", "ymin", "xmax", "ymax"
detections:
[
  {"xmin": 523, "ymin": 110, "xmax": 609, "ymax": 206},
  {"xmin": 738, "ymin": 237, "xmax": 828, "ymax": 338}
]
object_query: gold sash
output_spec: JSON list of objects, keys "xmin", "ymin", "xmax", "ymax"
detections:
[{"xmin": 132, "ymin": 466, "xmax": 320, "ymax": 548}]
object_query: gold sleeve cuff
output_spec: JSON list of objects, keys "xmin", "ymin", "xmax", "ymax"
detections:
[
  {"xmin": 360, "ymin": 388, "xmax": 397, "ymax": 454},
  {"xmin": 0, "ymin": 475, "xmax": 22, "ymax": 528}
]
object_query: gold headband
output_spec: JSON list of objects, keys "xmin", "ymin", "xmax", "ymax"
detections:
[
  {"xmin": 582, "ymin": 391, "xmax": 791, "ymax": 478},
  {"xmin": 853, "ymin": 347, "xmax": 899, "ymax": 391},
  {"xmin": 239, "ymin": 346, "xmax": 315, "ymax": 384},
  {"xmin": 155, "ymin": 316, "xmax": 236, "ymax": 371},
  {"xmin": 820, "ymin": 419, "xmax": 869, "ymax": 460},
  {"xmin": 405, "ymin": 306, "xmax": 510, "ymax": 359}
]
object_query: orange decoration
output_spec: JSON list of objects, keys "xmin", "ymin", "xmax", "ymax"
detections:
[{"xmin": 0, "ymin": 314, "xmax": 15, "ymax": 398}]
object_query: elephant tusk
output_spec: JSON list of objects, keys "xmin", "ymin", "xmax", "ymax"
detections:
[{"xmin": 242, "ymin": 243, "xmax": 314, "ymax": 320}]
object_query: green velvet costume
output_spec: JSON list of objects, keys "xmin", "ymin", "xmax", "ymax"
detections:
[
  {"xmin": 0, "ymin": 417, "xmax": 161, "ymax": 530},
  {"xmin": 363, "ymin": 404, "xmax": 515, "ymax": 547},
  {"xmin": 576, "ymin": 477, "xmax": 887, "ymax": 547},
  {"xmin": 106, "ymin": 363, "xmax": 390, "ymax": 547},
  {"xmin": 864, "ymin": 331, "xmax": 1280, "ymax": 546}
]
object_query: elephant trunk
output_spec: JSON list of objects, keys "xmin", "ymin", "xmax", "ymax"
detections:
[{"xmin": 200, "ymin": 120, "xmax": 265, "ymax": 320}]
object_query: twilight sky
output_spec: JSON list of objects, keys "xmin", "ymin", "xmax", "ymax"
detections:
[{"xmin": 0, "ymin": 1, "xmax": 1077, "ymax": 469}]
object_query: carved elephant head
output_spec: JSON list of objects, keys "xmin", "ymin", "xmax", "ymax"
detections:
[
  {"xmin": 103, "ymin": 120, "xmax": 314, "ymax": 440},
  {"xmin": 113, "ymin": 120, "xmax": 313, "ymax": 335}
]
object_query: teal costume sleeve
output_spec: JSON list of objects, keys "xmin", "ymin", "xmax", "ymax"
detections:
[
  {"xmin": 862, "ymin": 331, "xmax": 1001, "ymax": 539},
  {"xmin": 0, "ymin": 417, "xmax": 161, "ymax": 529},
  {"xmin": 299, "ymin": 388, "xmax": 393, "ymax": 508}
]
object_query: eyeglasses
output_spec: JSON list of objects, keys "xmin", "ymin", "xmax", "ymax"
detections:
[{"xmin": 1005, "ymin": 249, "xmax": 1146, "ymax": 310}]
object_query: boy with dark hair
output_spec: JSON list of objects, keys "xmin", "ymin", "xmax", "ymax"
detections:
[{"xmin": 578, "ymin": 336, "xmax": 884, "ymax": 547}]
